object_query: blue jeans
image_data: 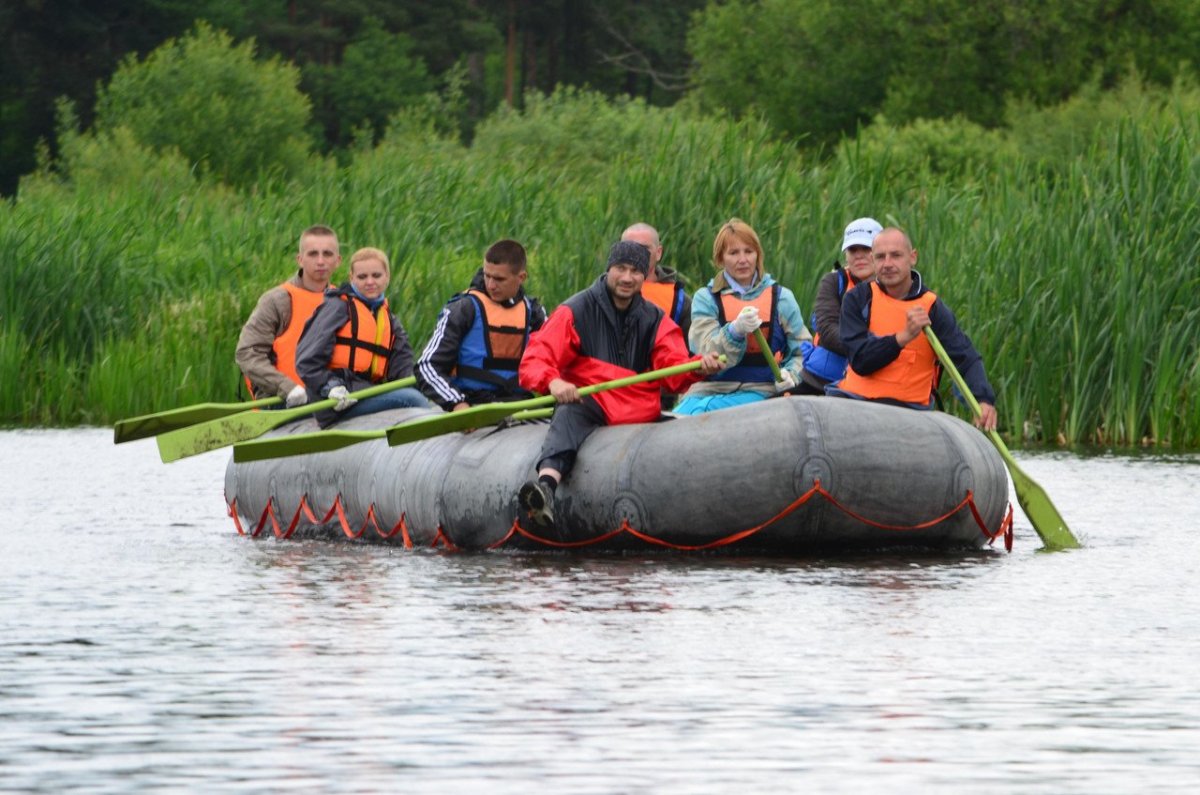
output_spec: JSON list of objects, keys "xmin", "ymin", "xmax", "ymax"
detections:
[{"xmin": 339, "ymin": 387, "xmax": 430, "ymax": 421}]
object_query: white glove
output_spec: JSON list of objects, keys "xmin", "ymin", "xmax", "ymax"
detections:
[
  {"xmin": 328, "ymin": 385, "xmax": 357, "ymax": 412},
  {"xmin": 731, "ymin": 305, "xmax": 762, "ymax": 337},
  {"xmin": 285, "ymin": 384, "xmax": 309, "ymax": 408},
  {"xmin": 774, "ymin": 370, "xmax": 797, "ymax": 394}
]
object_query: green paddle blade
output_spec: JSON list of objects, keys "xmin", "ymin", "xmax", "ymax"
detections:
[
  {"xmin": 924, "ymin": 328, "xmax": 1080, "ymax": 550},
  {"xmin": 385, "ymin": 395, "xmax": 552, "ymax": 446},
  {"xmin": 113, "ymin": 396, "xmax": 282, "ymax": 443},
  {"xmin": 233, "ymin": 429, "xmax": 385, "ymax": 462},
  {"xmin": 155, "ymin": 377, "xmax": 415, "ymax": 463},
  {"xmin": 988, "ymin": 431, "xmax": 1079, "ymax": 550},
  {"xmin": 385, "ymin": 358, "xmax": 710, "ymax": 448},
  {"xmin": 232, "ymin": 407, "xmax": 556, "ymax": 463}
]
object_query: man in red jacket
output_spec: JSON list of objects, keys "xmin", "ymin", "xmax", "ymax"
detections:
[{"xmin": 517, "ymin": 240, "xmax": 723, "ymax": 531}]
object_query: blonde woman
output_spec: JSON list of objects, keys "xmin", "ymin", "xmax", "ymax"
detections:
[
  {"xmin": 296, "ymin": 246, "xmax": 429, "ymax": 425},
  {"xmin": 673, "ymin": 218, "xmax": 812, "ymax": 415}
]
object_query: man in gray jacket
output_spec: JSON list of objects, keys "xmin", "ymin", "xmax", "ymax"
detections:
[{"xmin": 235, "ymin": 225, "xmax": 340, "ymax": 406}]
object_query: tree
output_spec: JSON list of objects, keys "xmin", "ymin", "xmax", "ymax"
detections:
[
  {"xmin": 93, "ymin": 22, "xmax": 312, "ymax": 186},
  {"xmin": 687, "ymin": 0, "xmax": 894, "ymax": 145},
  {"xmin": 304, "ymin": 18, "xmax": 435, "ymax": 147},
  {"xmin": 0, "ymin": 0, "xmax": 247, "ymax": 194},
  {"xmin": 476, "ymin": 0, "xmax": 704, "ymax": 110},
  {"xmin": 687, "ymin": 0, "xmax": 1200, "ymax": 145},
  {"xmin": 1, "ymin": 0, "xmax": 710, "ymax": 191}
]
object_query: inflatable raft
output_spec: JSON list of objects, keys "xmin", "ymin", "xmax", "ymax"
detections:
[{"xmin": 224, "ymin": 396, "xmax": 1014, "ymax": 553}]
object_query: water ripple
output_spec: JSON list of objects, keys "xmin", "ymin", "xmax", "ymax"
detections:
[{"xmin": 1, "ymin": 431, "xmax": 1198, "ymax": 792}]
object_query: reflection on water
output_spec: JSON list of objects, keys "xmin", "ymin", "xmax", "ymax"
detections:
[{"xmin": 1, "ymin": 430, "xmax": 1198, "ymax": 793}]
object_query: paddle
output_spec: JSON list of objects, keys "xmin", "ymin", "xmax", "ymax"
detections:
[
  {"xmin": 386, "ymin": 357, "xmax": 716, "ymax": 448},
  {"xmin": 155, "ymin": 377, "xmax": 416, "ymax": 463},
  {"xmin": 752, "ymin": 327, "xmax": 784, "ymax": 383},
  {"xmin": 230, "ymin": 358, "xmax": 715, "ymax": 461},
  {"xmin": 113, "ymin": 395, "xmax": 282, "ymax": 444},
  {"xmin": 924, "ymin": 327, "xmax": 1080, "ymax": 550},
  {"xmin": 232, "ymin": 407, "xmax": 555, "ymax": 463}
]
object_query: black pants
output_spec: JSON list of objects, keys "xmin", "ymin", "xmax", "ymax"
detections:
[
  {"xmin": 535, "ymin": 397, "xmax": 608, "ymax": 479},
  {"xmin": 792, "ymin": 378, "xmax": 827, "ymax": 396}
]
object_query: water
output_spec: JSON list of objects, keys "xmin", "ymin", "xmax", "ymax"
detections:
[{"xmin": 2, "ymin": 429, "xmax": 1198, "ymax": 793}]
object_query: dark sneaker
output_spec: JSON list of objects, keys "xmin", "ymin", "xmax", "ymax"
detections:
[{"xmin": 518, "ymin": 480, "xmax": 556, "ymax": 529}]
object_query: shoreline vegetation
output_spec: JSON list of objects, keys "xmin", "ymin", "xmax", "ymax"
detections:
[{"xmin": 1, "ymin": 30, "xmax": 1197, "ymax": 449}]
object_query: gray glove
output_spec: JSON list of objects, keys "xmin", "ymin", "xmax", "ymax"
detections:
[
  {"xmin": 285, "ymin": 384, "xmax": 309, "ymax": 408},
  {"xmin": 774, "ymin": 370, "xmax": 797, "ymax": 393},
  {"xmin": 327, "ymin": 385, "xmax": 357, "ymax": 412}
]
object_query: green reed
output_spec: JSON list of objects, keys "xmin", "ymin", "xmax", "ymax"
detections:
[{"xmin": 1, "ymin": 86, "xmax": 1197, "ymax": 447}]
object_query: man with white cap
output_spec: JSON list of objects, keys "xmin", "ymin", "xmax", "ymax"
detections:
[{"xmin": 797, "ymin": 217, "xmax": 882, "ymax": 394}]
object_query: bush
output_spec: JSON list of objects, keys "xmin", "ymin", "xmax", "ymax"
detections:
[
  {"xmin": 29, "ymin": 99, "xmax": 197, "ymax": 201},
  {"xmin": 93, "ymin": 21, "xmax": 312, "ymax": 187},
  {"xmin": 469, "ymin": 86, "xmax": 671, "ymax": 176},
  {"xmin": 838, "ymin": 114, "xmax": 1017, "ymax": 183},
  {"xmin": 1005, "ymin": 71, "xmax": 1200, "ymax": 167}
]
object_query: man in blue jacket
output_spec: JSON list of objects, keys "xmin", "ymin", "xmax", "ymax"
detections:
[{"xmin": 830, "ymin": 227, "xmax": 997, "ymax": 431}]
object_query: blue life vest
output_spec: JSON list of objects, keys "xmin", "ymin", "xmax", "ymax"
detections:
[
  {"xmin": 451, "ymin": 290, "xmax": 533, "ymax": 394},
  {"xmin": 800, "ymin": 268, "xmax": 854, "ymax": 383}
]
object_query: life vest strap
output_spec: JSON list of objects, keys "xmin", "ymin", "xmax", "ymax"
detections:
[
  {"xmin": 334, "ymin": 335, "xmax": 391, "ymax": 359},
  {"xmin": 454, "ymin": 364, "xmax": 521, "ymax": 390}
]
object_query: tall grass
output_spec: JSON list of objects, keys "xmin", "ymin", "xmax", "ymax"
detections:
[{"xmin": 1, "ymin": 84, "xmax": 1197, "ymax": 448}]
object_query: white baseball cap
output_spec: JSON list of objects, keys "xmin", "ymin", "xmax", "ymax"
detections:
[{"xmin": 842, "ymin": 217, "xmax": 883, "ymax": 251}]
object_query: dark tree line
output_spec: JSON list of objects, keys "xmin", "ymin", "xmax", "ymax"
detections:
[
  {"xmin": 1, "ymin": 0, "xmax": 704, "ymax": 194},
  {"xmin": 4, "ymin": 0, "xmax": 1195, "ymax": 195}
]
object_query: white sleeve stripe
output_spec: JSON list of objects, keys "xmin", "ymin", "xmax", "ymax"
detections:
[{"xmin": 417, "ymin": 310, "xmax": 464, "ymax": 404}]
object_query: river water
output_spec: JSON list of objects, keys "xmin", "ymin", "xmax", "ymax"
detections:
[{"xmin": 1, "ymin": 428, "xmax": 1198, "ymax": 793}]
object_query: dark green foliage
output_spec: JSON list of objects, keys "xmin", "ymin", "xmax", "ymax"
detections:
[
  {"xmin": 687, "ymin": 0, "xmax": 896, "ymax": 144},
  {"xmin": 303, "ymin": 18, "xmax": 435, "ymax": 148},
  {"xmin": 93, "ymin": 22, "xmax": 313, "ymax": 186},
  {"xmin": 687, "ymin": 0, "xmax": 1200, "ymax": 144},
  {"xmin": 0, "ymin": 0, "xmax": 252, "ymax": 194},
  {"xmin": 2, "ymin": 1, "xmax": 708, "ymax": 194}
]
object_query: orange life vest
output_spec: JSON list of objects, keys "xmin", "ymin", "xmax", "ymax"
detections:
[
  {"xmin": 641, "ymin": 280, "xmax": 685, "ymax": 325},
  {"xmin": 466, "ymin": 288, "xmax": 528, "ymax": 364},
  {"xmin": 329, "ymin": 294, "xmax": 394, "ymax": 382},
  {"xmin": 839, "ymin": 283, "xmax": 939, "ymax": 404},
  {"xmin": 245, "ymin": 280, "xmax": 326, "ymax": 398},
  {"xmin": 713, "ymin": 287, "xmax": 784, "ymax": 382}
]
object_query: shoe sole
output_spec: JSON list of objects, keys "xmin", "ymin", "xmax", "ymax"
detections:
[{"xmin": 518, "ymin": 482, "xmax": 555, "ymax": 528}]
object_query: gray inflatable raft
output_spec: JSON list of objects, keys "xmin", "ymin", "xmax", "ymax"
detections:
[{"xmin": 224, "ymin": 396, "xmax": 1012, "ymax": 553}]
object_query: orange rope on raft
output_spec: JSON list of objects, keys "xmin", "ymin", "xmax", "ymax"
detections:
[
  {"xmin": 227, "ymin": 478, "xmax": 1014, "ymax": 552},
  {"xmin": 430, "ymin": 526, "xmax": 461, "ymax": 552},
  {"xmin": 226, "ymin": 494, "xmax": 414, "ymax": 545},
  {"xmin": 227, "ymin": 495, "xmax": 318, "ymax": 539},
  {"xmin": 485, "ymin": 479, "xmax": 1013, "ymax": 552}
]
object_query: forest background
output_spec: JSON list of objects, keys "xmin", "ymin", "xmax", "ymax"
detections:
[{"xmin": 1, "ymin": 0, "xmax": 1198, "ymax": 447}]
